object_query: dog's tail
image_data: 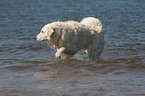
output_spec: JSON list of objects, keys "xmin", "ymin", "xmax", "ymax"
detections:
[{"xmin": 81, "ymin": 17, "xmax": 103, "ymax": 33}]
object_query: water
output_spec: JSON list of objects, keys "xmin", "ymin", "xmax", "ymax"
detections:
[{"xmin": 0, "ymin": 0, "xmax": 145, "ymax": 96}]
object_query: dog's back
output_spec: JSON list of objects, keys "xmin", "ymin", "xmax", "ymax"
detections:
[{"xmin": 50, "ymin": 21, "xmax": 95, "ymax": 50}]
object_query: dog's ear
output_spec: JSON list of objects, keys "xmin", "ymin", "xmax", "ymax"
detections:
[
  {"xmin": 49, "ymin": 27, "xmax": 55, "ymax": 37},
  {"xmin": 47, "ymin": 27, "xmax": 62, "ymax": 40}
]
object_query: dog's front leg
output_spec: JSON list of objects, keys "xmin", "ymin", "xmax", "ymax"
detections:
[{"xmin": 55, "ymin": 47, "xmax": 70, "ymax": 59}]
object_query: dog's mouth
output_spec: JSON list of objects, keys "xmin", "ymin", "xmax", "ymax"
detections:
[
  {"xmin": 35, "ymin": 38, "xmax": 47, "ymax": 41},
  {"xmin": 42, "ymin": 39, "xmax": 48, "ymax": 41},
  {"xmin": 35, "ymin": 37, "xmax": 49, "ymax": 41}
]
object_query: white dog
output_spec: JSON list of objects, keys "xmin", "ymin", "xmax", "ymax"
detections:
[{"xmin": 36, "ymin": 17, "xmax": 104, "ymax": 60}]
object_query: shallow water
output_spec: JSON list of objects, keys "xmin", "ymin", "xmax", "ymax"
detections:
[{"xmin": 0, "ymin": 0, "xmax": 145, "ymax": 96}]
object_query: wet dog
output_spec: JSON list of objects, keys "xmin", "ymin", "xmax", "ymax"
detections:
[{"xmin": 36, "ymin": 17, "xmax": 104, "ymax": 60}]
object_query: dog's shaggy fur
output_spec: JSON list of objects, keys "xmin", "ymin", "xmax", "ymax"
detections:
[{"xmin": 36, "ymin": 17, "xmax": 104, "ymax": 60}]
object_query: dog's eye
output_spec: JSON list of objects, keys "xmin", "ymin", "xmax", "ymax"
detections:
[{"xmin": 42, "ymin": 31, "xmax": 44, "ymax": 33}]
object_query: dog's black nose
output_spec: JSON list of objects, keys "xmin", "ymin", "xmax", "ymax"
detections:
[{"xmin": 35, "ymin": 37, "xmax": 36, "ymax": 40}]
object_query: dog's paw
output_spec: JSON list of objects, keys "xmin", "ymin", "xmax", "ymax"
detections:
[
  {"xmin": 55, "ymin": 53, "xmax": 70, "ymax": 60},
  {"xmin": 56, "ymin": 55, "xmax": 61, "ymax": 59}
]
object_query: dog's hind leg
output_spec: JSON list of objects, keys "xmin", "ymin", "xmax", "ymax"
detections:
[{"xmin": 86, "ymin": 36, "xmax": 104, "ymax": 61}]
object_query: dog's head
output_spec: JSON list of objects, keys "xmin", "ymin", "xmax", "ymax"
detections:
[{"xmin": 36, "ymin": 24, "xmax": 54, "ymax": 41}]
